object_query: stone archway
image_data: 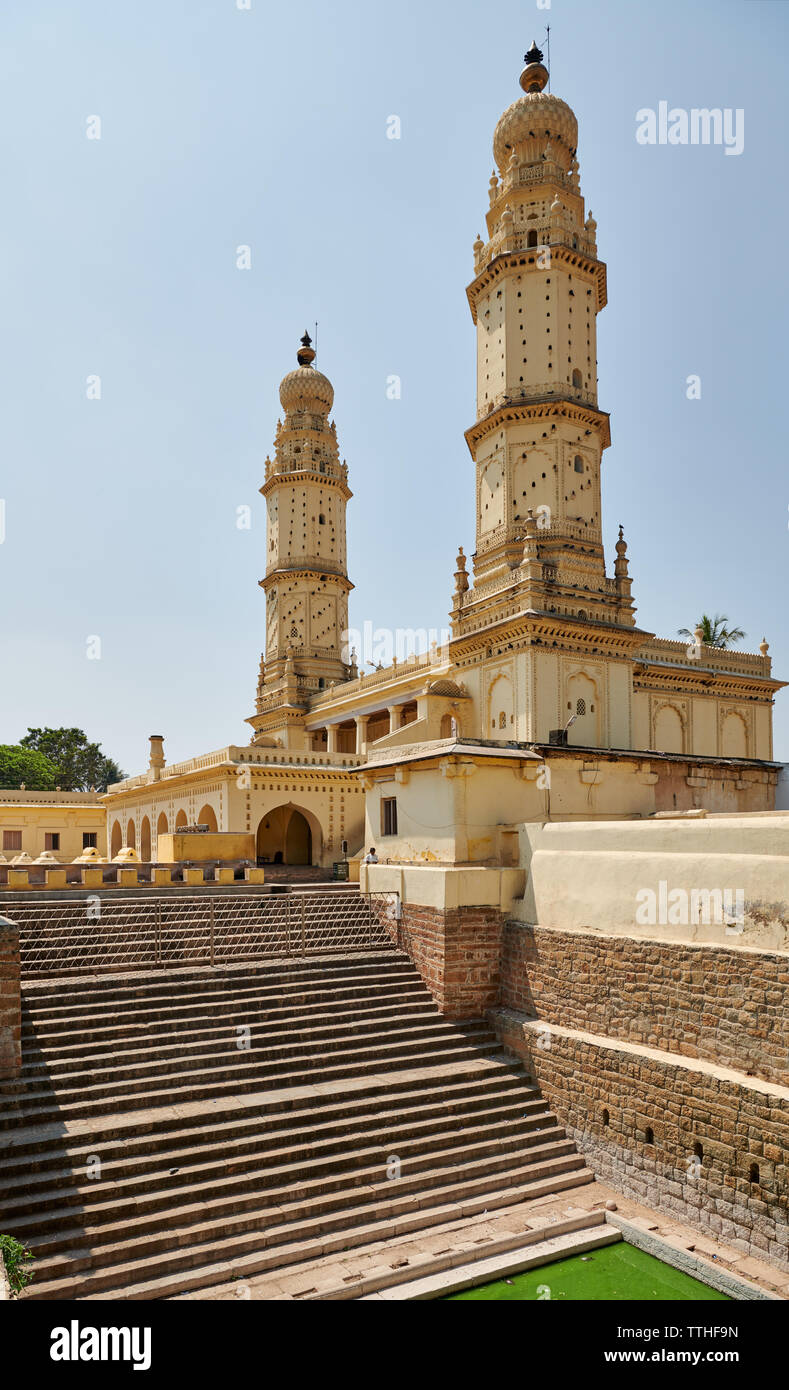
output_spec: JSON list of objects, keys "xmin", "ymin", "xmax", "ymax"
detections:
[
  {"xmin": 140, "ymin": 816, "xmax": 152, "ymax": 862},
  {"xmin": 110, "ymin": 820, "xmax": 123, "ymax": 858},
  {"xmin": 256, "ymin": 805, "xmax": 316, "ymax": 866},
  {"xmin": 197, "ymin": 804, "xmax": 218, "ymax": 832}
]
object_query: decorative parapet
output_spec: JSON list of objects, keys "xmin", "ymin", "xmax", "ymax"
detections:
[
  {"xmin": 106, "ymin": 744, "xmax": 364, "ymax": 794},
  {"xmin": 476, "ymin": 380, "xmax": 598, "ymax": 421},
  {"xmin": 635, "ymin": 638, "xmax": 772, "ymax": 680},
  {"xmin": 307, "ymin": 650, "xmax": 443, "ymax": 710}
]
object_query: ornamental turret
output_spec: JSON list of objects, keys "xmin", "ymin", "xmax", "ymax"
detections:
[
  {"xmin": 248, "ymin": 333, "xmax": 354, "ymax": 742},
  {"xmin": 457, "ymin": 46, "xmax": 636, "ymax": 631}
]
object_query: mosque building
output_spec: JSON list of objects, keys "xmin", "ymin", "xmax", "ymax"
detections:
[{"xmin": 103, "ymin": 43, "xmax": 783, "ymax": 868}]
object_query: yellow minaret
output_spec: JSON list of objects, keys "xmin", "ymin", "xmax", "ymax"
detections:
[
  {"xmin": 459, "ymin": 43, "xmax": 633, "ymax": 632},
  {"xmin": 248, "ymin": 333, "xmax": 353, "ymax": 744}
]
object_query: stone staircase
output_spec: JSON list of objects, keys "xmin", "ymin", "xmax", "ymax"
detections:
[{"xmin": 0, "ymin": 948, "xmax": 596, "ymax": 1300}]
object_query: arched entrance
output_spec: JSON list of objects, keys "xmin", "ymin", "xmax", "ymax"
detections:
[
  {"xmin": 140, "ymin": 816, "xmax": 152, "ymax": 862},
  {"xmin": 110, "ymin": 820, "xmax": 122, "ymax": 858},
  {"xmin": 256, "ymin": 806, "xmax": 314, "ymax": 865},
  {"xmin": 197, "ymin": 804, "xmax": 218, "ymax": 831}
]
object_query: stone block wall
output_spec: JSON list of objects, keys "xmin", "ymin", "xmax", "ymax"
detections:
[
  {"xmin": 386, "ymin": 903, "xmax": 503, "ymax": 1017},
  {"xmin": 493, "ymin": 1013, "xmax": 789, "ymax": 1269},
  {"xmin": 501, "ymin": 923, "xmax": 789, "ymax": 1086},
  {"xmin": 0, "ymin": 918, "xmax": 21, "ymax": 1079}
]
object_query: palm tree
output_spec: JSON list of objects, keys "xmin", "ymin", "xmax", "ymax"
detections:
[{"xmin": 677, "ymin": 614, "xmax": 746, "ymax": 649}]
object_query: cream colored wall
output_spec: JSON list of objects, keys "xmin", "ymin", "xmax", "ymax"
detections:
[
  {"xmin": 157, "ymin": 831, "xmax": 255, "ymax": 864},
  {"xmin": 475, "ymin": 259, "xmax": 599, "ymax": 416},
  {"xmin": 0, "ymin": 795, "xmax": 107, "ymax": 864},
  {"xmin": 361, "ymin": 860, "xmax": 525, "ymax": 913},
  {"xmin": 631, "ymin": 689, "xmax": 773, "ymax": 761},
  {"xmin": 515, "ymin": 815, "xmax": 789, "ymax": 950},
  {"xmin": 106, "ymin": 779, "xmax": 227, "ymax": 862},
  {"xmin": 361, "ymin": 754, "xmax": 655, "ymax": 866},
  {"xmin": 106, "ymin": 762, "xmax": 366, "ymax": 868}
]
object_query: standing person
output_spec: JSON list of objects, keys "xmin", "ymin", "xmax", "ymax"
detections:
[{"xmin": 364, "ymin": 847, "xmax": 379, "ymax": 864}]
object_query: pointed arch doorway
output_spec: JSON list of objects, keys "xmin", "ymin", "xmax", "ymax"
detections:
[{"xmin": 256, "ymin": 805, "xmax": 314, "ymax": 866}]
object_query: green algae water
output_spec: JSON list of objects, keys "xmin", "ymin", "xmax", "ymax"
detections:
[{"xmin": 445, "ymin": 1241, "xmax": 732, "ymax": 1301}]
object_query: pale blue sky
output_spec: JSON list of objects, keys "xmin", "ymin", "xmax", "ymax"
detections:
[{"xmin": 1, "ymin": 0, "xmax": 787, "ymax": 774}]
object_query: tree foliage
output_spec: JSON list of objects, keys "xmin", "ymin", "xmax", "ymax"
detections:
[
  {"xmin": 0, "ymin": 744, "xmax": 58, "ymax": 790},
  {"xmin": 19, "ymin": 728, "xmax": 125, "ymax": 792},
  {"xmin": 677, "ymin": 614, "xmax": 746, "ymax": 650}
]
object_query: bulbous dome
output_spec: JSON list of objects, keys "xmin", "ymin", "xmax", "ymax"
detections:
[
  {"xmin": 493, "ymin": 91, "xmax": 578, "ymax": 171},
  {"xmin": 278, "ymin": 332, "xmax": 334, "ymax": 416},
  {"xmin": 493, "ymin": 43, "xmax": 577, "ymax": 171}
]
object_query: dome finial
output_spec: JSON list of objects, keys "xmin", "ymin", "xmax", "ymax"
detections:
[
  {"xmin": 297, "ymin": 330, "xmax": 316, "ymax": 367},
  {"xmin": 520, "ymin": 39, "xmax": 549, "ymax": 93}
]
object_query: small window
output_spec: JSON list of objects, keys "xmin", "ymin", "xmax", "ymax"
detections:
[
  {"xmin": 3, "ymin": 830, "xmax": 22, "ymax": 852},
  {"xmin": 602, "ymin": 1109, "xmax": 610, "ymax": 1128},
  {"xmin": 82, "ymin": 832, "xmax": 98, "ymax": 849},
  {"xmin": 749, "ymin": 1163, "xmax": 759, "ymax": 1185},
  {"xmin": 45, "ymin": 833, "xmax": 60, "ymax": 852},
  {"xmin": 572, "ymin": 368, "xmax": 582, "ymax": 388},
  {"xmin": 498, "ymin": 711, "xmax": 507, "ymax": 729},
  {"xmin": 576, "ymin": 699, "xmax": 586, "ymax": 717},
  {"xmin": 693, "ymin": 1141, "xmax": 704, "ymax": 1162},
  {"xmin": 645, "ymin": 1127, "xmax": 654, "ymax": 1146},
  {"xmin": 381, "ymin": 797, "xmax": 398, "ymax": 837},
  {"xmin": 574, "ymin": 455, "xmax": 584, "ymax": 473},
  {"xmin": 527, "ymin": 229, "xmax": 538, "ymax": 248},
  {"xmin": 318, "ymin": 514, "xmax": 325, "ymax": 525}
]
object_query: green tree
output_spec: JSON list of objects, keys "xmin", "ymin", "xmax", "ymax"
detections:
[
  {"xmin": 0, "ymin": 744, "xmax": 58, "ymax": 790},
  {"xmin": 19, "ymin": 728, "xmax": 126, "ymax": 792},
  {"xmin": 677, "ymin": 614, "xmax": 746, "ymax": 650}
]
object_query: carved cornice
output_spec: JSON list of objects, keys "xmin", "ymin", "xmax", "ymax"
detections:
[
  {"xmin": 260, "ymin": 469, "xmax": 352, "ymax": 502},
  {"xmin": 260, "ymin": 568, "xmax": 354, "ymax": 593},
  {"xmin": 466, "ymin": 245, "xmax": 607, "ymax": 318},
  {"xmin": 465, "ymin": 397, "xmax": 611, "ymax": 455},
  {"xmin": 449, "ymin": 609, "xmax": 650, "ymax": 664}
]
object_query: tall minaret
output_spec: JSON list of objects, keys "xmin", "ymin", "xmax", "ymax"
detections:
[
  {"xmin": 248, "ymin": 333, "xmax": 353, "ymax": 742},
  {"xmin": 458, "ymin": 44, "xmax": 634, "ymax": 631}
]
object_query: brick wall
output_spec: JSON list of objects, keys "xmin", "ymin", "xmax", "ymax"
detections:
[
  {"xmin": 389, "ymin": 903, "xmax": 503, "ymax": 1018},
  {"xmin": 494, "ymin": 1014, "xmax": 789, "ymax": 1270},
  {"xmin": 501, "ymin": 923, "xmax": 789, "ymax": 1087},
  {"xmin": 0, "ymin": 918, "xmax": 21, "ymax": 1078}
]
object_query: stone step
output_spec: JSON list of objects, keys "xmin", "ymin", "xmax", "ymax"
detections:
[
  {"xmin": 20, "ymin": 1000, "xmax": 442, "ymax": 1070},
  {"xmin": 7, "ymin": 1018, "xmax": 498, "ymax": 1099},
  {"xmin": 6, "ymin": 1123, "xmax": 572, "ymax": 1238},
  {"xmin": 1, "ymin": 1097, "xmax": 554, "ymax": 1215},
  {"xmin": 21, "ymin": 1003, "xmax": 438, "ymax": 1066},
  {"xmin": 174, "ymin": 1207, "xmax": 612, "ymax": 1302},
  {"xmin": 2, "ymin": 1056, "xmax": 528, "ymax": 1157},
  {"xmin": 21, "ymin": 975, "xmax": 426, "ymax": 1041},
  {"xmin": 24, "ymin": 1159, "xmax": 594, "ymax": 1300},
  {"xmin": 355, "ymin": 1223, "xmax": 620, "ymax": 1302},
  {"xmin": 19, "ymin": 949, "xmax": 404, "ymax": 1006},
  {"xmin": 0, "ymin": 1033, "xmax": 509, "ymax": 1127},
  {"xmin": 8, "ymin": 942, "xmax": 595, "ymax": 1303}
]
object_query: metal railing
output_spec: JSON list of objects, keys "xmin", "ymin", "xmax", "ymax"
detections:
[
  {"xmin": 366, "ymin": 891, "xmax": 401, "ymax": 946},
  {"xmin": 15, "ymin": 889, "xmax": 391, "ymax": 977}
]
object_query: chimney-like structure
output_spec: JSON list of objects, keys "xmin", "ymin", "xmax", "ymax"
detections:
[{"xmin": 148, "ymin": 734, "xmax": 165, "ymax": 782}]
